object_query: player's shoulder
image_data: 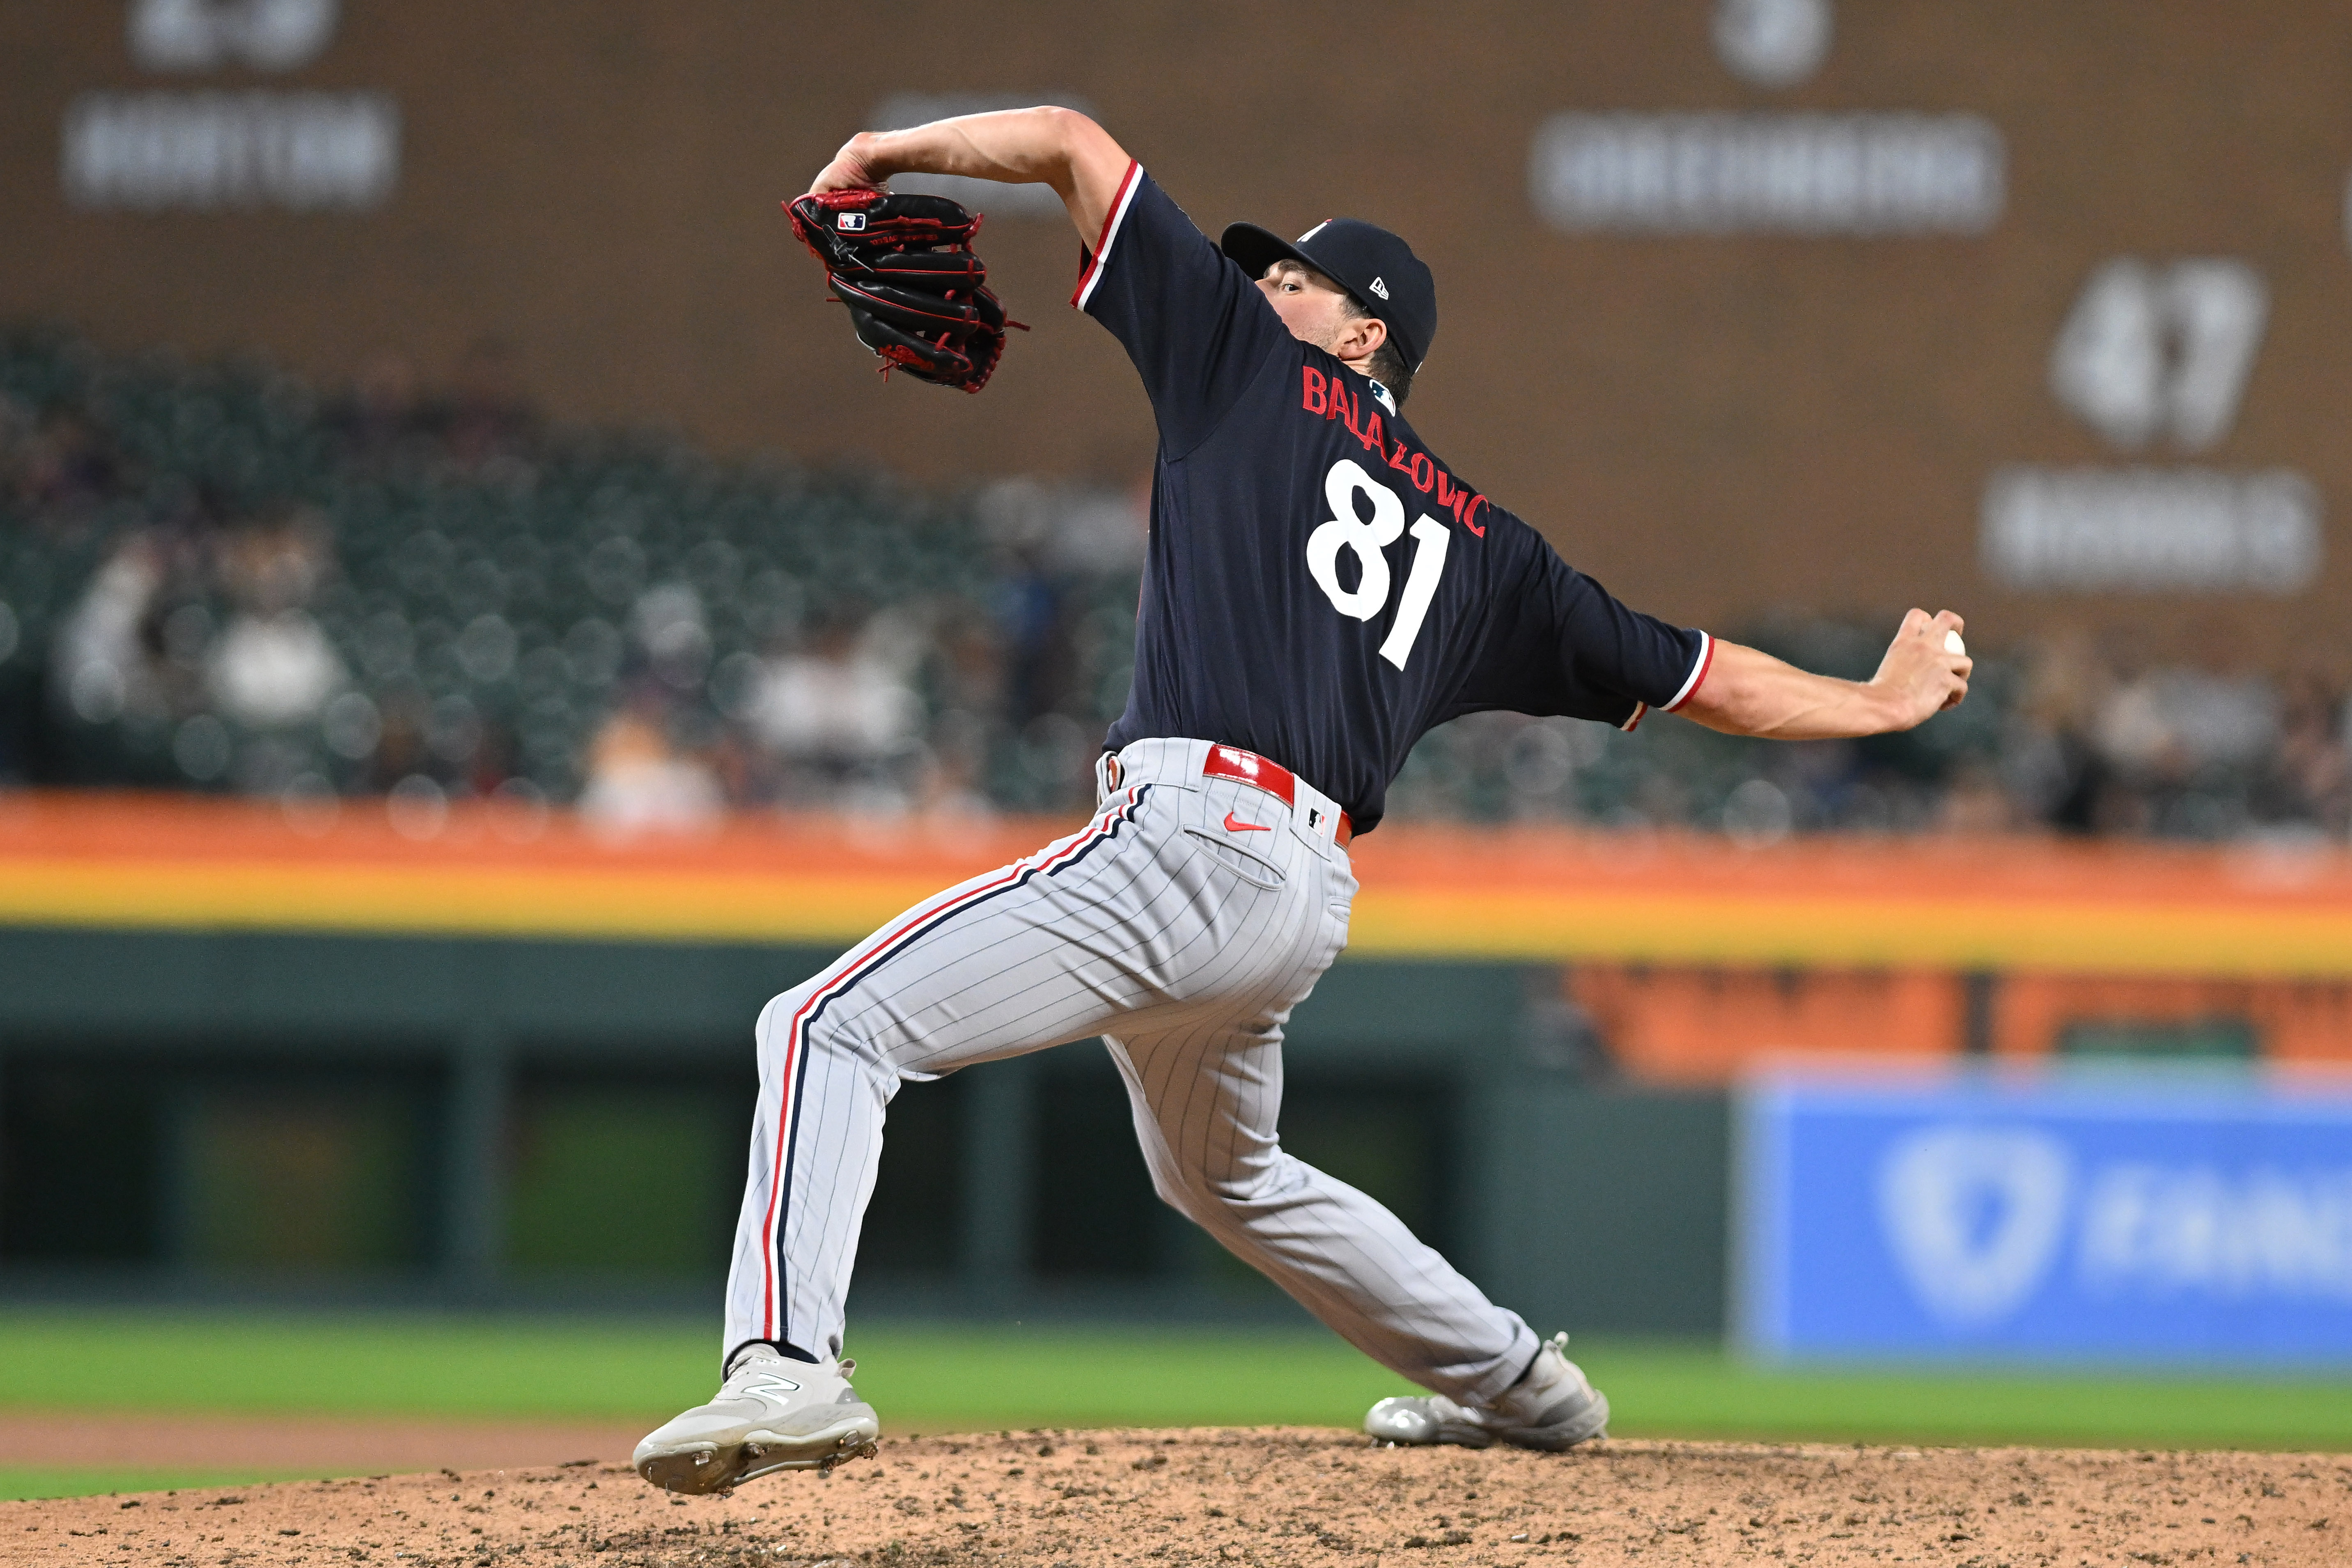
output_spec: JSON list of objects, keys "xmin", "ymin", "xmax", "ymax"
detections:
[
  {"xmin": 1109, "ymin": 167, "xmax": 1218, "ymax": 259},
  {"xmin": 1085, "ymin": 167, "xmax": 1276, "ymax": 326}
]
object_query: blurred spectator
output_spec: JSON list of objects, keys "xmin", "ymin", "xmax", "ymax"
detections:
[
  {"xmin": 2260, "ymin": 678, "xmax": 2350, "ymax": 834},
  {"xmin": 368, "ymin": 690, "xmax": 432, "ymax": 790},
  {"xmin": 1998, "ymin": 631, "xmax": 2110, "ymax": 832},
  {"xmin": 975, "ymin": 472, "xmax": 1147, "ymax": 577},
  {"xmin": 52, "ymin": 534, "xmax": 166, "ymax": 727},
  {"xmin": 976, "ymin": 474, "xmax": 1146, "ymax": 734},
  {"xmin": 924, "ymin": 603, "xmax": 1007, "ymax": 720},
  {"xmin": 578, "ymin": 702, "xmax": 723, "ymax": 835},
  {"xmin": 915, "ymin": 708, "xmax": 998, "ymax": 824},
  {"xmin": 632, "ymin": 584, "xmax": 713, "ymax": 694},
  {"xmin": 1934, "ymin": 759, "xmax": 2016, "ymax": 835},
  {"xmin": 207, "ymin": 510, "xmax": 345, "ymax": 729},
  {"xmin": 18, "ymin": 409, "xmax": 116, "ymax": 518},
  {"xmin": 7, "ymin": 323, "xmax": 2350, "ymax": 845},
  {"xmin": 206, "ymin": 610, "xmax": 343, "ymax": 727},
  {"xmin": 740, "ymin": 607, "xmax": 922, "ymax": 806}
]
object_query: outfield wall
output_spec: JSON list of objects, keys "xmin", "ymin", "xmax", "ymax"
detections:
[
  {"xmin": 12, "ymin": 793, "xmax": 2352, "ymax": 978},
  {"xmin": 0, "ymin": 923, "xmax": 1734, "ymax": 1332},
  {"xmin": 2, "ymin": 793, "xmax": 2349, "ymax": 1335}
]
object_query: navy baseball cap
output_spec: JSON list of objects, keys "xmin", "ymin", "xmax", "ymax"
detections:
[{"xmin": 1220, "ymin": 217, "xmax": 1438, "ymax": 373}]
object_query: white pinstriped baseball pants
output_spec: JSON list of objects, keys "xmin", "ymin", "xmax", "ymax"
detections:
[{"xmin": 720, "ymin": 737, "xmax": 1540, "ymax": 1407}]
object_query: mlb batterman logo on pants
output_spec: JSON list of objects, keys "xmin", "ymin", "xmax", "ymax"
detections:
[{"xmin": 633, "ymin": 102, "xmax": 1974, "ymax": 1493}]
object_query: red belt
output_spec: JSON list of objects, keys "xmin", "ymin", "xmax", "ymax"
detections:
[{"xmin": 1200, "ymin": 745, "xmax": 1354, "ymax": 847}]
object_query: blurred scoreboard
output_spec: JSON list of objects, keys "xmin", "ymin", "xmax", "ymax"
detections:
[{"xmin": 2, "ymin": 1, "xmax": 2349, "ymax": 660}]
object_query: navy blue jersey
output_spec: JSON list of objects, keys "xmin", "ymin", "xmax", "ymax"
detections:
[{"xmin": 1080, "ymin": 166, "xmax": 1711, "ymax": 834}]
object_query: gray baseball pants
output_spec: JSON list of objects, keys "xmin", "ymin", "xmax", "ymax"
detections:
[{"xmin": 720, "ymin": 736, "xmax": 1539, "ymax": 1406}]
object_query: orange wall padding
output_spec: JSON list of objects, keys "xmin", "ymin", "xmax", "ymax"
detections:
[
  {"xmin": 1567, "ymin": 965, "xmax": 2352, "ymax": 1084},
  {"xmin": 5, "ymin": 793, "xmax": 2352, "ymax": 981},
  {"xmin": 1992, "ymin": 974, "xmax": 2352, "ymax": 1068},
  {"xmin": 1565, "ymin": 964, "xmax": 2352, "ymax": 1084},
  {"xmin": 1569, "ymin": 967, "xmax": 1965, "ymax": 1086}
]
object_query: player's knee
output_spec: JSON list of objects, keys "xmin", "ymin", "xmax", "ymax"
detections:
[
  {"xmin": 752, "ymin": 994, "xmax": 787, "ymax": 1060},
  {"xmin": 1143, "ymin": 1162, "xmax": 1208, "ymax": 1216},
  {"xmin": 1161, "ymin": 1150, "xmax": 1295, "ymax": 1214},
  {"xmin": 1143, "ymin": 1173, "xmax": 1185, "ymax": 1213},
  {"xmin": 1138, "ymin": 1148, "xmax": 1240, "ymax": 1220},
  {"xmin": 753, "ymin": 985, "xmax": 865, "ymax": 1069}
]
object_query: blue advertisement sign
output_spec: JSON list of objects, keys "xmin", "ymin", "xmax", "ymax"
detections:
[{"xmin": 1737, "ymin": 1070, "xmax": 2352, "ymax": 1365}]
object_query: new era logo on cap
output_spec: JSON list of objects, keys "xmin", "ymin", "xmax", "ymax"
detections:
[{"xmin": 1369, "ymin": 277, "xmax": 1389, "ymax": 300}]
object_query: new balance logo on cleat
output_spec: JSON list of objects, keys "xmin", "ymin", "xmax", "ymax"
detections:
[{"xmin": 738, "ymin": 1373, "xmax": 803, "ymax": 1398}]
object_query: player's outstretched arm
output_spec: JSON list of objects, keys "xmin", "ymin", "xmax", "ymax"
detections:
[
  {"xmin": 1678, "ymin": 609, "xmax": 1970, "ymax": 740},
  {"xmin": 805, "ymin": 108, "xmax": 1133, "ymax": 250}
]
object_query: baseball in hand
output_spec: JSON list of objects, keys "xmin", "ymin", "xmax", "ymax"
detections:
[{"xmin": 1944, "ymin": 630, "xmax": 1967, "ymax": 656}]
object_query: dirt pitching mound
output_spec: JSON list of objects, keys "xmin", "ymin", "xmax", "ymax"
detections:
[{"xmin": 6, "ymin": 1427, "xmax": 2345, "ymax": 1566}]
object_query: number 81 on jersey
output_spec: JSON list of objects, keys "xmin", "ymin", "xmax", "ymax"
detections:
[{"xmin": 1308, "ymin": 458, "xmax": 1451, "ymax": 672}]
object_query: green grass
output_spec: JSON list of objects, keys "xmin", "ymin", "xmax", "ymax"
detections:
[
  {"xmin": 1, "ymin": 1309, "xmax": 2348, "ymax": 1505},
  {"xmin": 1591, "ymin": 1348, "xmax": 2352, "ymax": 1452},
  {"xmin": 0, "ymin": 1309, "xmax": 717, "ymax": 1422}
]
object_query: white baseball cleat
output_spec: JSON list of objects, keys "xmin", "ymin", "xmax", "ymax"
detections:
[
  {"xmin": 1363, "ymin": 1333, "xmax": 1609, "ymax": 1452},
  {"xmin": 634, "ymin": 1345, "xmax": 881, "ymax": 1494}
]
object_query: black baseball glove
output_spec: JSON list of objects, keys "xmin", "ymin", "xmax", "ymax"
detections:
[{"xmin": 785, "ymin": 189, "xmax": 1024, "ymax": 393}]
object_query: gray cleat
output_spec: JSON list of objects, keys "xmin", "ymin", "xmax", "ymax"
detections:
[
  {"xmin": 1364, "ymin": 1332, "xmax": 1609, "ymax": 1453},
  {"xmin": 634, "ymin": 1345, "xmax": 881, "ymax": 1494}
]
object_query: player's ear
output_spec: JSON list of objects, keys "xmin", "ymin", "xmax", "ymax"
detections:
[{"xmin": 1335, "ymin": 312, "xmax": 1387, "ymax": 363}]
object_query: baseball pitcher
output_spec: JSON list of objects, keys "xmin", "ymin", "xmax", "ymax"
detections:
[{"xmin": 634, "ymin": 107, "xmax": 1971, "ymax": 1492}]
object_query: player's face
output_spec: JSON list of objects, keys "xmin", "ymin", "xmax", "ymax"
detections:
[{"xmin": 1256, "ymin": 261, "xmax": 1356, "ymax": 355}]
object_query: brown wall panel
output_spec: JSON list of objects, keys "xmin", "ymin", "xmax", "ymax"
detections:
[{"xmin": 6, "ymin": 2, "xmax": 2350, "ymax": 665}]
